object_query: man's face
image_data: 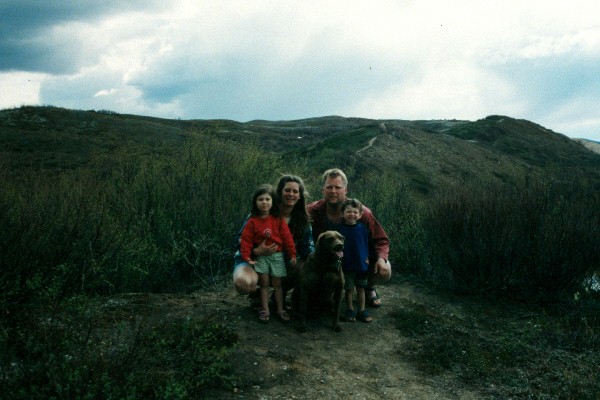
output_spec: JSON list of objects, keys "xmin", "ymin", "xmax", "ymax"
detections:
[{"xmin": 322, "ymin": 176, "xmax": 347, "ymax": 206}]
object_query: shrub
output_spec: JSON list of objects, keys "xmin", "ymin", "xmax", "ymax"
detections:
[
  {"xmin": 423, "ymin": 178, "xmax": 600, "ymax": 300},
  {"xmin": 0, "ymin": 298, "xmax": 238, "ymax": 399},
  {"xmin": 0, "ymin": 136, "xmax": 284, "ymax": 308}
]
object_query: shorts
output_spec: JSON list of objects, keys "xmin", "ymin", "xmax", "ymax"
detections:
[
  {"xmin": 344, "ymin": 271, "xmax": 368, "ymax": 290},
  {"xmin": 254, "ymin": 252, "xmax": 287, "ymax": 278},
  {"xmin": 233, "ymin": 250, "xmax": 249, "ymax": 273}
]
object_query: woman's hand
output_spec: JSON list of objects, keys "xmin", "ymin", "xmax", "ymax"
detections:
[{"xmin": 253, "ymin": 239, "xmax": 278, "ymax": 257}]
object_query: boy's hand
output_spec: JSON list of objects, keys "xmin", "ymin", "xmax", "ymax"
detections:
[{"xmin": 290, "ymin": 258, "xmax": 297, "ymax": 267}]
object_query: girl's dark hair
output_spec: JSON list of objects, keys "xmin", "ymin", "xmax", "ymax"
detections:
[
  {"xmin": 250, "ymin": 184, "xmax": 278, "ymax": 217},
  {"xmin": 276, "ymin": 174, "xmax": 309, "ymax": 241}
]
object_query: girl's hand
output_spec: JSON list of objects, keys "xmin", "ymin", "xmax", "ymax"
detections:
[
  {"xmin": 247, "ymin": 259, "xmax": 256, "ymax": 265},
  {"xmin": 290, "ymin": 258, "xmax": 297, "ymax": 267}
]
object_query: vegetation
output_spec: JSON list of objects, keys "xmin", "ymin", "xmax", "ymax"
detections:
[
  {"xmin": 1, "ymin": 105, "xmax": 599, "ymax": 398},
  {"xmin": 422, "ymin": 178, "xmax": 600, "ymax": 298},
  {"xmin": 394, "ymin": 289, "xmax": 600, "ymax": 399},
  {"xmin": 1, "ymin": 296, "xmax": 238, "ymax": 399}
]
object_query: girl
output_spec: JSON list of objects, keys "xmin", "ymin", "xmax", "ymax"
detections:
[{"xmin": 240, "ymin": 184, "xmax": 296, "ymax": 322}]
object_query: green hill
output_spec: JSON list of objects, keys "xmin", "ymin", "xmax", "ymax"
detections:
[{"xmin": 2, "ymin": 106, "xmax": 599, "ymax": 195}]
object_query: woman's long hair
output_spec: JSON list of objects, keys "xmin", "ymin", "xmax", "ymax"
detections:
[{"xmin": 276, "ymin": 175, "xmax": 309, "ymax": 241}]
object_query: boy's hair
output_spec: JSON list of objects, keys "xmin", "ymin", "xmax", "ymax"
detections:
[
  {"xmin": 250, "ymin": 184, "xmax": 279, "ymax": 217},
  {"xmin": 321, "ymin": 168, "xmax": 348, "ymax": 187},
  {"xmin": 340, "ymin": 197, "xmax": 363, "ymax": 213}
]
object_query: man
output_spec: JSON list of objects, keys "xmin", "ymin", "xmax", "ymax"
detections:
[{"xmin": 307, "ymin": 168, "xmax": 391, "ymax": 307}]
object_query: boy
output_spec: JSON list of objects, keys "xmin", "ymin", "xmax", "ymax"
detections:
[{"xmin": 338, "ymin": 198, "xmax": 372, "ymax": 323}]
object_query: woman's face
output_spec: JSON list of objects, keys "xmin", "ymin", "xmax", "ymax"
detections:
[{"xmin": 281, "ymin": 182, "xmax": 301, "ymax": 208}]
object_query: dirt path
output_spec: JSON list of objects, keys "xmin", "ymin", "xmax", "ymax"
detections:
[
  {"xmin": 356, "ymin": 136, "xmax": 378, "ymax": 155},
  {"xmin": 110, "ymin": 275, "xmax": 482, "ymax": 399}
]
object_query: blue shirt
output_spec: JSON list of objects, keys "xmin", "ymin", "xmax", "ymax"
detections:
[{"xmin": 338, "ymin": 222, "xmax": 369, "ymax": 273}]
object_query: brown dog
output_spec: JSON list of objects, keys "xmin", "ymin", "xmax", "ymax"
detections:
[{"xmin": 294, "ymin": 231, "xmax": 345, "ymax": 333}]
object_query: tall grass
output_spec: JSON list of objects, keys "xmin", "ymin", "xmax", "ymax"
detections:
[
  {"xmin": 0, "ymin": 136, "xmax": 282, "ymax": 308},
  {"xmin": 421, "ymin": 178, "xmax": 600, "ymax": 300},
  {"xmin": 1, "ymin": 134, "xmax": 282, "ymax": 398}
]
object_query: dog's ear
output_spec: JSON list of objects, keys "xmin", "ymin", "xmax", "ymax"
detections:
[{"xmin": 316, "ymin": 231, "xmax": 331, "ymax": 245}]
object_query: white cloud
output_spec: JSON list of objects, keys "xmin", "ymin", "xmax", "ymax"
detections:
[
  {"xmin": 0, "ymin": 71, "xmax": 46, "ymax": 108},
  {"xmin": 347, "ymin": 60, "xmax": 526, "ymax": 120},
  {"xmin": 94, "ymin": 88, "xmax": 118, "ymax": 97}
]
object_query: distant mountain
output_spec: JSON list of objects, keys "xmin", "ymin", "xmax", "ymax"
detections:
[
  {"xmin": 2, "ymin": 106, "xmax": 599, "ymax": 196},
  {"xmin": 574, "ymin": 138, "xmax": 600, "ymax": 155}
]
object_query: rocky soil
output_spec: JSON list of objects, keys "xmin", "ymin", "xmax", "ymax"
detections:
[{"xmin": 106, "ymin": 275, "xmax": 483, "ymax": 399}]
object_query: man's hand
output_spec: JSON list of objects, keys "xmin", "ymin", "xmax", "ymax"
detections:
[
  {"xmin": 374, "ymin": 257, "xmax": 388, "ymax": 278},
  {"xmin": 253, "ymin": 238, "xmax": 278, "ymax": 257}
]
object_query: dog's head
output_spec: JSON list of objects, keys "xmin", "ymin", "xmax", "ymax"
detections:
[{"xmin": 315, "ymin": 231, "xmax": 344, "ymax": 263}]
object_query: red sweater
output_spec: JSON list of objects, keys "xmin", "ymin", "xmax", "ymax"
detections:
[
  {"xmin": 240, "ymin": 215, "xmax": 297, "ymax": 262},
  {"xmin": 307, "ymin": 199, "xmax": 390, "ymax": 261}
]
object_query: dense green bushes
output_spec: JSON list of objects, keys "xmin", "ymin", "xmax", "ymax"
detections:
[
  {"xmin": 2, "ymin": 137, "xmax": 599, "ymax": 305},
  {"xmin": 0, "ymin": 136, "xmax": 282, "ymax": 308},
  {"xmin": 0, "ymin": 297, "xmax": 238, "ymax": 399},
  {"xmin": 350, "ymin": 170, "xmax": 600, "ymax": 301},
  {"xmin": 421, "ymin": 178, "xmax": 600, "ymax": 299},
  {"xmin": 1, "ymin": 136, "xmax": 275, "ymax": 398}
]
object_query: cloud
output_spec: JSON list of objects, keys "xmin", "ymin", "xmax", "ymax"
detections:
[
  {"xmin": 0, "ymin": 71, "xmax": 45, "ymax": 108},
  {"xmin": 0, "ymin": 0, "xmax": 167, "ymax": 73}
]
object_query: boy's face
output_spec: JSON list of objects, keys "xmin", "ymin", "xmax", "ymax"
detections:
[
  {"xmin": 342, "ymin": 205, "xmax": 361, "ymax": 225},
  {"xmin": 256, "ymin": 193, "xmax": 272, "ymax": 215}
]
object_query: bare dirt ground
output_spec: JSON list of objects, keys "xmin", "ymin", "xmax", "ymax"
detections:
[{"xmin": 105, "ymin": 275, "xmax": 484, "ymax": 399}]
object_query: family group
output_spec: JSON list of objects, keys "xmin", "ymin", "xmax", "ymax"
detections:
[{"xmin": 232, "ymin": 169, "xmax": 391, "ymax": 324}]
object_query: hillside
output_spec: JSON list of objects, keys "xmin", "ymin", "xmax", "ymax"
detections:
[
  {"xmin": 2, "ymin": 106, "xmax": 600, "ymax": 399},
  {"xmin": 2, "ymin": 106, "xmax": 600, "ymax": 196}
]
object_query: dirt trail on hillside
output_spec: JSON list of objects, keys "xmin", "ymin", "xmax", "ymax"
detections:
[
  {"xmin": 107, "ymin": 276, "xmax": 482, "ymax": 399},
  {"xmin": 356, "ymin": 136, "xmax": 378, "ymax": 155}
]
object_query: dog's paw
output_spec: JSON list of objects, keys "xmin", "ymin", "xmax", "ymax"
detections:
[{"xmin": 333, "ymin": 325, "xmax": 342, "ymax": 333}]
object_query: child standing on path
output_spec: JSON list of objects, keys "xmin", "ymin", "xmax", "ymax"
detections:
[
  {"xmin": 338, "ymin": 198, "xmax": 373, "ymax": 323},
  {"xmin": 240, "ymin": 184, "xmax": 297, "ymax": 323}
]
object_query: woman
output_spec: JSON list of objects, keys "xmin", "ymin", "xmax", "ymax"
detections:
[{"xmin": 233, "ymin": 175, "xmax": 314, "ymax": 305}]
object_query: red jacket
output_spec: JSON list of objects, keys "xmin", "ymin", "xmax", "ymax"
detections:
[
  {"xmin": 240, "ymin": 215, "xmax": 297, "ymax": 262},
  {"xmin": 307, "ymin": 199, "xmax": 390, "ymax": 261}
]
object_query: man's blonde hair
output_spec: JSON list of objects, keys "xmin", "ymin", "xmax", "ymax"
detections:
[{"xmin": 322, "ymin": 168, "xmax": 348, "ymax": 187}]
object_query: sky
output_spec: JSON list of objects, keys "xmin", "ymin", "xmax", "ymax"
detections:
[{"xmin": 1, "ymin": 1, "xmax": 600, "ymax": 141}]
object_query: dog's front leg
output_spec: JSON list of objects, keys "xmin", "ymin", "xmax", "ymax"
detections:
[
  {"xmin": 332, "ymin": 272, "xmax": 344, "ymax": 332},
  {"xmin": 296, "ymin": 285, "xmax": 308, "ymax": 333}
]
